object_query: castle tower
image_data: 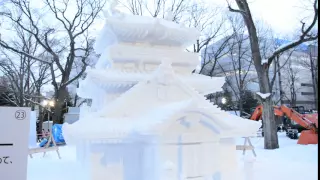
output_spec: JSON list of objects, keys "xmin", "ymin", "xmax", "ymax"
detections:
[{"xmin": 77, "ymin": 9, "xmax": 224, "ymax": 113}]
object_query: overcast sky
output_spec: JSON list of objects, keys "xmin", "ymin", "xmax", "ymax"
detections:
[
  {"xmin": 1, "ymin": 0, "xmax": 315, "ymax": 35},
  {"xmin": 208, "ymin": 0, "xmax": 315, "ymax": 34},
  {"xmin": 0, "ymin": 0, "xmax": 317, "ymax": 89}
]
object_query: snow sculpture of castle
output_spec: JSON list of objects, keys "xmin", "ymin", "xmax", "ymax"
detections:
[{"xmin": 62, "ymin": 4, "xmax": 261, "ymax": 180}]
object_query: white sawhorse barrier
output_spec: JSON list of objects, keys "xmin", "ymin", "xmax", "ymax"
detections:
[{"xmin": 29, "ymin": 133, "xmax": 61, "ymax": 159}]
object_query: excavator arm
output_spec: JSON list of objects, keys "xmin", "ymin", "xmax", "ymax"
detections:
[
  {"xmin": 278, "ymin": 105, "xmax": 318, "ymax": 133},
  {"xmin": 250, "ymin": 104, "xmax": 318, "ymax": 145},
  {"xmin": 250, "ymin": 105, "xmax": 263, "ymax": 121},
  {"xmin": 250, "ymin": 105, "xmax": 284, "ymax": 121},
  {"xmin": 250, "ymin": 105, "xmax": 317, "ymax": 129}
]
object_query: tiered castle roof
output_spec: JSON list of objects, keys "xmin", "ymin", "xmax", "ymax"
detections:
[
  {"xmin": 98, "ymin": 13, "xmax": 200, "ymax": 47},
  {"xmin": 65, "ymin": 62, "xmax": 260, "ymax": 141}
]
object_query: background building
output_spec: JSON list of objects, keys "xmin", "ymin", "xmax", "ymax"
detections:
[{"xmin": 199, "ymin": 36, "xmax": 318, "ymax": 111}]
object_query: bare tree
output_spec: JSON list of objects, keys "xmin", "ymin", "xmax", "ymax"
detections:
[
  {"xmin": 282, "ymin": 61, "xmax": 302, "ymax": 107},
  {"xmin": 260, "ymin": 37, "xmax": 296, "ymax": 105},
  {"xmin": 215, "ymin": 15, "xmax": 254, "ymax": 116},
  {"xmin": 227, "ymin": 0, "xmax": 318, "ymax": 149},
  {"xmin": 196, "ymin": 31, "xmax": 233, "ymax": 76},
  {"xmin": 0, "ymin": 0, "xmax": 105, "ymax": 124},
  {"xmin": 118, "ymin": 0, "xmax": 191, "ymax": 22},
  {"xmin": 186, "ymin": 4, "xmax": 232, "ymax": 76},
  {"xmin": 0, "ymin": 75, "xmax": 15, "ymax": 106},
  {"xmin": 185, "ymin": 4, "xmax": 227, "ymax": 52},
  {"xmin": 0, "ymin": 24, "xmax": 51, "ymax": 107}
]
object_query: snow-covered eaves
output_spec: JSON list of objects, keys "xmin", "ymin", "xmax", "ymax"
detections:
[
  {"xmin": 67, "ymin": 62, "xmax": 261, "ymax": 143},
  {"xmin": 63, "ymin": 99, "xmax": 261, "ymax": 141},
  {"xmin": 108, "ymin": 44, "xmax": 198, "ymax": 67},
  {"xmin": 63, "ymin": 99, "xmax": 195, "ymax": 140},
  {"xmin": 85, "ymin": 68, "xmax": 225, "ymax": 94},
  {"xmin": 104, "ymin": 13, "xmax": 200, "ymax": 47}
]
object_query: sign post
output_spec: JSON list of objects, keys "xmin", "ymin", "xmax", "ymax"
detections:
[{"xmin": 0, "ymin": 107, "xmax": 30, "ymax": 180}]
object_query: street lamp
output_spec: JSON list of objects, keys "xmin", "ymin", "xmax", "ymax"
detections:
[
  {"xmin": 49, "ymin": 100, "xmax": 54, "ymax": 107},
  {"xmin": 42, "ymin": 100, "xmax": 48, "ymax": 106},
  {"xmin": 42, "ymin": 99, "xmax": 54, "ymax": 134},
  {"xmin": 221, "ymin": 97, "xmax": 227, "ymax": 105}
]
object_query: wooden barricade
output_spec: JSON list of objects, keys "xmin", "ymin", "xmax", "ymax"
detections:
[
  {"xmin": 236, "ymin": 137, "xmax": 257, "ymax": 157},
  {"xmin": 29, "ymin": 132, "xmax": 61, "ymax": 159}
]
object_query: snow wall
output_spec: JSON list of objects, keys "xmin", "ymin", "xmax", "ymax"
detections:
[{"xmin": 29, "ymin": 111, "xmax": 37, "ymax": 148}]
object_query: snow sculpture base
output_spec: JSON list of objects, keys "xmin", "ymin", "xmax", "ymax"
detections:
[
  {"xmin": 219, "ymin": 138, "xmax": 238, "ymax": 180},
  {"xmin": 69, "ymin": 135, "xmax": 224, "ymax": 180}
]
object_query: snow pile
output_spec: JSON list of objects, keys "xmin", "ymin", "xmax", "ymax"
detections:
[{"xmin": 256, "ymin": 92, "xmax": 271, "ymax": 99}]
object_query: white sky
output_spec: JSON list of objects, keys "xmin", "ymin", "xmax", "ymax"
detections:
[
  {"xmin": 89, "ymin": 0, "xmax": 316, "ymax": 36},
  {"xmin": 209, "ymin": 0, "xmax": 315, "ymax": 34},
  {"xmin": 0, "ymin": 0, "xmax": 317, "ymax": 90},
  {"xmin": 1, "ymin": 0, "xmax": 315, "ymax": 36}
]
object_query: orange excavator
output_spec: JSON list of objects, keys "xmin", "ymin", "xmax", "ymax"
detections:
[{"xmin": 250, "ymin": 105, "xmax": 318, "ymax": 145}]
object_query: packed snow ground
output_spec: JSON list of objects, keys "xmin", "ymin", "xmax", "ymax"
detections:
[{"xmin": 27, "ymin": 132, "xmax": 318, "ymax": 180}]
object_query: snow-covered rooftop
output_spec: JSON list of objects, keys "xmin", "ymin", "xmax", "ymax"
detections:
[
  {"xmin": 81, "ymin": 68, "xmax": 225, "ymax": 95},
  {"xmin": 65, "ymin": 62, "xmax": 261, "ymax": 141},
  {"xmin": 94, "ymin": 13, "xmax": 200, "ymax": 51}
]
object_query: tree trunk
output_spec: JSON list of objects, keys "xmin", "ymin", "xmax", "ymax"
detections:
[
  {"xmin": 276, "ymin": 55, "xmax": 284, "ymax": 105},
  {"xmin": 290, "ymin": 71, "xmax": 297, "ymax": 107},
  {"xmin": 36, "ymin": 90, "xmax": 43, "ymax": 135},
  {"xmin": 38, "ymin": 106, "xmax": 43, "ymax": 135},
  {"xmin": 19, "ymin": 73, "xmax": 24, "ymax": 107},
  {"xmin": 309, "ymin": 50, "xmax": 318, "ymax": 110},
  {"xmin": 53, "ymin": 87, "xmax": 69, "ymax": 124},
  {"xmin": 73, "ymin": 82, "xmax": 79, "ymax": 107},
  {"xmin": 257, "ymin": 66, "xmax": 279, "ymax": 149},
  {"xmin": 74, "ymin": 94, "xmax": 78, "ymax": 107},
  {"xmin": 233, "ymin": 0, "xmax": 279, "ymax": 149},
  {"xmin": 231, "ymin": 0, "xmax": 317, "ymax": 149},
  {"xmin": 315, "ymin": 56, "xmax": 318, "ymax": 109},
  {"xmin": 239, "ymin": 92, "xmax": 243, "ymax": 116},
  {"xmin": 262, "ymin": 97, "xmax": 279, "ymax": 148},
  {"xmin": 315, "ymin": 64, "xmax": 318, "ymax": 110}
]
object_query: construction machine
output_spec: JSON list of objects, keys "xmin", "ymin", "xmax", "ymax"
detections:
[
  {"xmin": 249, "ymin": 105, "xmax": 318, "ymax": 145},
  {"xmin": 285, "ymin": 106, "xmax": 317, "ymax": 133}
]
